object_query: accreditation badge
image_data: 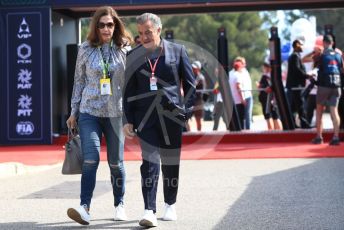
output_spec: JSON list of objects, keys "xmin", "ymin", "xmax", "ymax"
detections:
[
  {"xmin": 150, "ymin": 76, "xmax": 158, "ymax": 91},
  {"xmin": 100, "ymin": 78, "xmax": 112, "ymax": 95}
]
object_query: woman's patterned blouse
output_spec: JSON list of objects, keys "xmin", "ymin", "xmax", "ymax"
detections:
[{"xmin": 71, "ymin": 41, "xmax": 130, "ymax": 118}]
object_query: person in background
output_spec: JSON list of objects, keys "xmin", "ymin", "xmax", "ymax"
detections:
[
  {"xmin": 286, "ymin": 39, "xmax": 313, "ymax": 129},
  {"xmin": 257, "ymin": 62, "xmax": 282, "ymax": 130},
  {"xmin": 229, "ymin": 60, "xmax": 246, "ymax": 128},
  {"xmin": 311, "ymin": 34, "xmax": 343, "ymax": 145},
  {"xmin": 192, "ymin": 60, "xmax": 206, "ymax": 131},
  {"xmin": 66, "ymin": 6, "xmax": 132, "ymax": 225},
  {"xmin": 234, "ymin": 56, "xmax": 252, "ymax": 130},
  {"xmin": 134, "ymin": 35, "xmax": 141, "ymax": 46},
  {"xmin": 302, "ymin": 45, "xmax": 323, "ymax": 126},
  {"xmin": 123, "ymin": 13, "xmax": 195, "ymax": 227},
  {"xmin": 212, "ymin": 67, "xmax": 228, "ymax": 130}
]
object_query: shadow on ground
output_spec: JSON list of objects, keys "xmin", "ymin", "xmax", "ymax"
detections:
[
  {"xmin": 213, "ymin": 158, "xmax": 344, "ymax": 230},
  {"xmin": 0, "ymin": 220, "xmax": 144, "ymax": 229}
]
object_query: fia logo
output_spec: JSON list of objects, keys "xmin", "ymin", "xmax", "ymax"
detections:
[
  {"xmin": 17, "ymin": 18, "xmax": 32, "ymax": 39},
  {"xmin": 17, "ymin": 69, "xmax": 32, "ymax": 89},
  {"xmin": 16, "ymin": 121, "xmax": 34, "ymax": 135},
  {"xmin": 17, "ymin": 94, "xmax": 32, "ymax": 116},
  {"xmin": 17, "ymin": 43, "xmax": 32, "ymax": 64}
]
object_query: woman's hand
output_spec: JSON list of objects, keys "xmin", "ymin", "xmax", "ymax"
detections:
[{"xmin": 66, "ymin": 115, "xmax": 77, "ymax": 130}]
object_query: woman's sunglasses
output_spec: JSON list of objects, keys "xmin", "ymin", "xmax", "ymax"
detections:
[{"xmin": 97, "ymin": 22, "xmax": 115, "ymax": 29}]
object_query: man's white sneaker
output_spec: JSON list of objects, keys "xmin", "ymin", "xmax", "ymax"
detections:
[
  {"xmin": 114, "ymin": 203, "xmax": 128, "ymax": 221},
  {"xmin": 67, "ymin": 204, "xmax": 91, "ymax": 225},
  {"xmin": 162, "ymin": 203, "xmax": 177, "ymax": 221},
  {"xmin": 139, "ymin": 209, "xmax": 158, "ymax": 227}
]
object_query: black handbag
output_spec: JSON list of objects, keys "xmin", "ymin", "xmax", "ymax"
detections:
[{"xmin": 62, "ymin": 128, "xmax": 83, "ymax": 175}]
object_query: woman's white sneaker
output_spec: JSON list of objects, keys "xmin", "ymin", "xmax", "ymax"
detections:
[
  {"xmin": 139, "ymin": 209, "xmax": 158, "ymax": 227},
  {"xmin": 67, "ymin": 204, "xmax": 91, "ymax": 225},
  {"xmin": 114, "ymin": 203, "xmax": 128, "ymax": 221},
  {"xmin": 162, "ymin": 203, "xmax": 177, "ymax": 221}
]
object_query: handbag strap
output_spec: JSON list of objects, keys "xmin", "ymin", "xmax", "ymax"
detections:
[{"xmin": 67, "ymin": 127, "xmax": 79, "ymax": 141}]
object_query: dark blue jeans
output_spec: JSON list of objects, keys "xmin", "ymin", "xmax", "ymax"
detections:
[
  {"xmin": 244, "ymin": 96, "xmax": 253, "ymax": 129},
  {"xmin": 78, "ymin": 113, "xmax": 125, "ymax": 209}
]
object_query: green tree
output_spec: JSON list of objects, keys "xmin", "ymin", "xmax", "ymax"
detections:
[
  {"xmin": 160, "ymin": 13, "xmax": 268, "ymax": 69},
  {"xmin": 80, "ymin": 18, "xmax": 90, "ymax": 42}
]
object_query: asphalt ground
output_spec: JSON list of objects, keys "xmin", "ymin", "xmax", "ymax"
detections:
[{"xmin": 1, "ymin": 158, "xmax": 344, "ymax": 230}]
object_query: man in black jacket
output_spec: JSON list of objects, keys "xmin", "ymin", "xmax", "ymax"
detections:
[
  {"xmin": 286, "ymin": 39, "xmax": 312, "ymax": 128},
  {"xmin": 123, "ymin": 13, "xmax": 195, "ymax": 227}
]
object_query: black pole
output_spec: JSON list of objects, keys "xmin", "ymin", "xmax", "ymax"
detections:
[
  {"xmin": 269, "ymin": 27, "xmax": 295, "ymax": 130},
  {"xmin": 217, "ymin": 27, "xmax": 241, "ymax": 131}
]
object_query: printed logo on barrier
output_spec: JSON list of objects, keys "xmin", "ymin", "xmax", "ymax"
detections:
[
  {"xmin": 17, "ymin": 43, "xmax": 32, "ymax": 63},
  {"xmin": 6, "ymin": 10, "xmax": 49, "ymax": 141},
  {"xmin": 17, "ymin": 94, "xmax": 32, "ymax": 116},
  {"xmin": 17, "ymin": 18, "xmax": 32, "ymax": 39},
  {"xmin": 17, "ymin": 69, "xmax": 32, "ymax": 89},
  {"xmin": 16, "ymin": 121, "xmax": 35, "ymax": 135}
]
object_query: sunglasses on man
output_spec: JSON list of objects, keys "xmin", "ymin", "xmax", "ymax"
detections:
[{"xmin": 97, "ymin": 22, "xmax": 115, "ymax": 29}]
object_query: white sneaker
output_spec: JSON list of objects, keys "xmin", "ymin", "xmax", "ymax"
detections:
[
  {"xmin": 139, "ymin": 209, "xmax": 158, "ymax": 227},
  {"xmin": 114, "ymin": 203, "xmax": 128, "ymax": 221},
  {"xmin": 67, "ymin": 204, "xmax": 91, "ymax": 225},
  {"xmin": 162, "ymin": 203, "xmax": 177, "ymax": 221}
]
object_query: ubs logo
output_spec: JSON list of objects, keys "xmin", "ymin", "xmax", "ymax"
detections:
[
  {"xmin": 17, "ymin": 18, "xmax": 32, "ymax": 39},
  {"xmin": 16, "ymin": 121, "xmax": 35, "ymax": 135}
]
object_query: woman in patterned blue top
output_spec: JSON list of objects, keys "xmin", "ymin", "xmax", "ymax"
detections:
[{"xmin": 66, "ymin": 6, "xmax": 132, "ymax": 226}]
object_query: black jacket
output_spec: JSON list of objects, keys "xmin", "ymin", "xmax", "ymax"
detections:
[
  {"xmin": 123, "ymin": 39, "xmax": 196, "ymax": 130},
  {"xmin": 286, "ymin": 52, "xmax": 308, "ymax": 89}
]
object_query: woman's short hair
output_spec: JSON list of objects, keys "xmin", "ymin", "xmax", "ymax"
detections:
[
  {"xmin": 234, "ymin": 56, "xmax": 246, "ymax": 66},
  {"xmin": 87, "ymin": 6, "xmax": 132, "ymax": 47},
  {"xmin": 136, "ymin": 13, "xmax": 162, "ymax": 30}
]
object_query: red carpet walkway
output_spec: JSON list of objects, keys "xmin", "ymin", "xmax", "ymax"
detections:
[{"xmin": 0, "ymin": 131, "xmax": 343, "ymax": 166}]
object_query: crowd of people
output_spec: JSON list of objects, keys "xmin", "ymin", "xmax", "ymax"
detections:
[
  {"xmin": 64, "ymin": 5, "xmax": 343, "ymax": 228},
  {"xmin": 187, "ymin": 36, "xmax": 343, "ymax": 145}
]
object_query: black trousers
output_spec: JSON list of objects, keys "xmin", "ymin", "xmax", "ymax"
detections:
[
  {"xmin": 306, "ymin": 94, "xmax": 316, "ymax": 125},
  {"xmin": 235, "ymin": 103, "xmax": 245, "ymax": 129},
  {"xmin": 137, "ymin": 119, "xmax": 182, "ymax": 212},
  {"xmin": 287, "ymin": 89, "xmax": 311, "ymax": 128}
]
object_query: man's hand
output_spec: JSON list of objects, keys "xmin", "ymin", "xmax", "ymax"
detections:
[{"xmin": 123, "ymin": 123, "xmax": 135, "ymax": 139}]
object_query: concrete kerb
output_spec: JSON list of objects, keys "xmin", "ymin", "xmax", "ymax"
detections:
[{"xmin": 0, "ymin": 162, "xmax": 62, "ymax": 178}]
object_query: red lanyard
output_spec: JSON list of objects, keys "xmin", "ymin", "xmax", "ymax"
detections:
[{"xmin": 147, "ymin": 47, "xmax": 163, "ymax": 78}]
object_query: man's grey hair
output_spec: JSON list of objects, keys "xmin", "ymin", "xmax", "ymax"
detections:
[{"xmin": 136, "ymin": 13, "xmax": 162, "ymax": 30}]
